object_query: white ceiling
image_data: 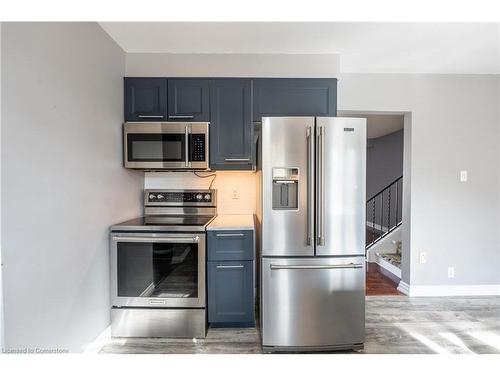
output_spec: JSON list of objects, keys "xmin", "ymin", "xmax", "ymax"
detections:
[
  {"xmin": 339, "ymin": 113, "xmax": 404, "ymax": 139},
  {"xmin": 100, "ymin": 22, "xmax": 500, "ymax": 74}
]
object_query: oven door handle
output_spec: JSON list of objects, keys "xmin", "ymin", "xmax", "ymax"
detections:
[{"xmin": 112, "ymin": 236, "xmax": 200, "ymax": 243}]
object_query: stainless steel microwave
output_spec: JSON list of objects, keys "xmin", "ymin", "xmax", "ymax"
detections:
[{"xmin": 123, "ymin": 122, "xmax": 209, "ymax": 170}]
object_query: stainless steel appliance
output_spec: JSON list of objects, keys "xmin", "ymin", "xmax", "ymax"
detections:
[
  {"xmin": 124, "ymin": 122, "xmax": 209, "ymax": 170},
  {"xmin": 110, "ymin": 189, "xmax": 216, "ymax": 338},
  {"xmin": 260, "ymin": 117, "xmax": 366, "ymax": 352}
]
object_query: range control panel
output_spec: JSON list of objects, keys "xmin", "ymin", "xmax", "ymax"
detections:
[{"xmin": 145, "ymin": 189, "xmax": 216, "ymax": 206}]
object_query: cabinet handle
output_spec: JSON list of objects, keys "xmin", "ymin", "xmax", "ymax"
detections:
[
  {"xmin": 215, "ymin": 233, "xmax": 245, "ymax": 238},
  {"xmin": 224, "ymin": 158, "xmax": 250, "ymax": 162},
  {"xmin": 138, "ymin": 115, "xmax": 164, "ymax": 119},
  {"xmin": 216, "ymin": 265, "xmax": 244, "ymax": 269},
  {"xmin": 169, "ymin": 115, "xmax": 195, "ymax": 119}
]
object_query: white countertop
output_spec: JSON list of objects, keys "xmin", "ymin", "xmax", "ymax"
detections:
[{"xmin": 207, "ymin": 214, "xmax": 255, "ymax": 231}]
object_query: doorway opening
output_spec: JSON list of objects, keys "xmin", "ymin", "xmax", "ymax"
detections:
[{"xmin": 339, "ymin": 111, "xmax": 411, "ymax": 296}]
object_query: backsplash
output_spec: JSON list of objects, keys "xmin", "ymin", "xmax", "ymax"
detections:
[{"xmin": 145, "ymin": 171, "xmax": 257, "ymax": 214}]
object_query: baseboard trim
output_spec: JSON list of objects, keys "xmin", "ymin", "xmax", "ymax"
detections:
[
  {"xmin": 401, "ymin": 284, "xmax": 500, "ymax": 297},
  {"xmin": 83, "ymin": 325, "xmax": 111, "ymax": 354},
  {"xmin": 375, "ymin": 255, "xmax": 402, "ymax": 279},
  {"xmin": 397, "ymin": 281, "xmax": 410, "ymax": 295}
]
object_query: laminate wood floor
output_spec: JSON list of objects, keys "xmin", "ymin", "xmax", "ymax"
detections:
[{"xmin": 100, "ymin": 296, "xmax": 500, "ymax": 354}]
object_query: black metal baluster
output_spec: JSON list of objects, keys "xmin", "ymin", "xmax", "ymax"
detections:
[
  {"xmin": 395, "ymin": 179, "xmax": 399, "ymax": 224},
  {"xmin": 388, "ymin": 185, "xmax": 391, "ymax": 230},
  {"xmin": 380, "ymin": 192, "xmax": 384, "ymax": 238},
  {"xmin": 372, "ymin": 198, "xmax": 376, "ymax": 246}
]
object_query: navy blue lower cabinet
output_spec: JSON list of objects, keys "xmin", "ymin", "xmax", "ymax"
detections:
[{"xmin": 207, "ymin": 261, "xmax": 254, "ymax": 326}]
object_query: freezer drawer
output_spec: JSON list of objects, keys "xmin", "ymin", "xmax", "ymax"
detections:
[{"xmin": 261, "ymin": 256, "xmax": 365, "ymax": 351}]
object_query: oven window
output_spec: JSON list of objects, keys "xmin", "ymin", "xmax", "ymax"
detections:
[
  {"xmin": 117, "ymin": 241, "xmax": 198, "ymax": 298},
  {"xmin": 127, "ymin": 134, "xmax": 185, "ymax": 162}
]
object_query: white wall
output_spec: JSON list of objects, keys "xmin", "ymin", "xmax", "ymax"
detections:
[
  {"xmin": 126, "ymin": 53, "xmax": 339, "ymax": 77},
  {"xmin": 366, "ymin": 129, "xmax": 404, "ymax": 200},
  {"xmin": 339, "ymin": 74, "xmax": 500, "ymax": 288},
  {"xmin": 1, "ymin": 23, "xmax": 143, "ymax": 352}
]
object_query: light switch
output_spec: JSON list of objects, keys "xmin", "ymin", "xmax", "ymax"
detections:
[{"xmin": 460, "ymin": 170, "xmax": 468, "ymax": 182}]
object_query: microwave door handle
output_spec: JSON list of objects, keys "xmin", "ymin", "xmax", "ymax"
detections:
[
  {"xmin": 112, "ymin": 236, "xmax": 200, "ymax": 243},
  {"xmin": 185, "ymin": 124, "xmax": 190, "ymax": 167}
]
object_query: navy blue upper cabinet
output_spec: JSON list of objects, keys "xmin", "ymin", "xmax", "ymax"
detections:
[
  {"xmin": 209, "ymin": 79, "xmax": 253, "ymax": 170},
  {"xmin": 124, "ymin": 78, "xmax": 167, "ymax": 121},
  {"xmin": 253, "ymin": 78, "xmax": 337, "ymax": 120},
  {"xmin": 167, "ymin": 79, "xmax": 210, "ymax": 121}
]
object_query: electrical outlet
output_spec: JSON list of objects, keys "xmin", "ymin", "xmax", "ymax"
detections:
[
  {"xmin": 448, "ymin": 267, "xmax": 455, "ymax": 278},
  {"xmin": 419, "ymin": 252, "xmax": 427, "ymax": 264},
  {"xmin": 460, "ymin": 170, "xmax": 468, "ymax": 182},
  {"xmin": 231, "ymin": 187, "xmax": 240, "ymax": 200}
]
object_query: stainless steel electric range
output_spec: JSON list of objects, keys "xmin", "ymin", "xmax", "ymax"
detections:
[{"xmin": 109, "ymin": 189, "xmax": 216, "ymax": 338}]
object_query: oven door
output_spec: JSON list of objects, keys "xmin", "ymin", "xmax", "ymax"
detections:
[
  {"xmin": 124, "ymin": 122, "xmax": 208, "ymax": 170},
  {"xmin": 110, "ymin": 232, "xmax": 206, "ymax": 308}
]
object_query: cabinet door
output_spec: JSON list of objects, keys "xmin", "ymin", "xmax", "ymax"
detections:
[
  {"xmin": 253, "ymin": 78, "xmax": 337, "ymax": 121},
  {"xmin": 210, "ymin": 79, "xmax": 253, "ymax": 170},
  {"xmin": 167, "ymin": 79, "xmax": 210, "ymax": 121},
  {"xmin": 124, "ymin": 78, "xmax": 167, "ymax": 121},
  {"xmin": 208, "ymin": 261, "xmax": 254, "ymax": 324}
]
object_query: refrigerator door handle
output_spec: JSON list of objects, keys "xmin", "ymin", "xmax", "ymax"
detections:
[
  {"xmin": 270, "ymin": 263, "xmax": 364, "ymax": 270},
  {"xmin": 306, "ymin": 126, "xmax": 314, "ymax": 246},
  {"xmin": 317, "ymin": 125, "xmax": 325, "ymax": 246}
]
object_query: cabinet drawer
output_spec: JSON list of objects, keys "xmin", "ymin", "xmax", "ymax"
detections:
[
  {"xmin": 207, "ymin": 260, "xmax": 254, "ymax": 324},
  {"xmin": 207, "ymin": 230, "xmax": 254, "ymax": 261}
]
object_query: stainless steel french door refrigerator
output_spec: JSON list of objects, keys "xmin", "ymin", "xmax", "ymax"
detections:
[{"xmin": 260, "ymin": 116, "xmax": 367, "ymax": 352}]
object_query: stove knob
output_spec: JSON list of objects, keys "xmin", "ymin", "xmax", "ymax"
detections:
[
  {"xmin": 157, "ymin": 194, "xmax": 164, "ymax": 199},
  {"xmin": 196, "ymin": 194, "xmax": 203, "ymax": 200},
  {"xmin": 204, "ymin": 194, "xmax": 211, "ymax": 201},
  {"xmin": 149, "ymin": 194, "xmax": 156, "ymax": 200}
]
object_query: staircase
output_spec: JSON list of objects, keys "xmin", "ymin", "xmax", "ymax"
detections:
[{"xmin": 366, "ymin": 176, "xmax": 403, "ymax": 249}]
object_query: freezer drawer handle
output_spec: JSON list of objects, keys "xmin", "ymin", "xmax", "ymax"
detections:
[{"xmin": 270, "ymin": 263, "xmax": 363, "ymax": 270}]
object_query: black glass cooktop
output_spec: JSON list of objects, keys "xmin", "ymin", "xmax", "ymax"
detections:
[{"xmin": 111, "ymin": 215, "xmax": 215, "ymax": 231}]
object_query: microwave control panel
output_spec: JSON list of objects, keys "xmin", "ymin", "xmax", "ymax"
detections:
[{"xmin": 191, "ymin": 134, "xmax": 206, "ymax": 161}]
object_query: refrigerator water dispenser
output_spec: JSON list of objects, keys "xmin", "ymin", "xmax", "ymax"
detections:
[{"xmin": 272, "ymin": 167, "xmax": 299, "ymax": 210}]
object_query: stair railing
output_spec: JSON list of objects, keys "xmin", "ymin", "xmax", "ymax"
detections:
[{"xmin": 366, "ymin": 176, "xmax": 403, "ymax": 249}]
